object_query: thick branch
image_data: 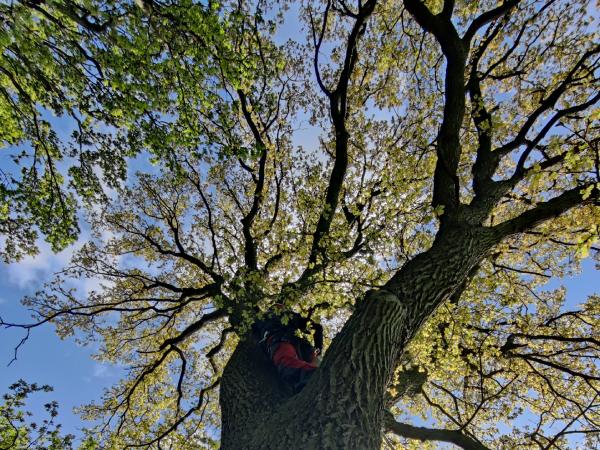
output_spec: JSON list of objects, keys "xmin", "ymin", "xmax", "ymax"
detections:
[
  {"xmin": 403, "ymin": 0, "xmax": 466, "ymax": 213},
  {"xmin": 468, "ymin": 18, "xmax": 507, "ymax": 200},
  {"xmin": 384, "ymin": 411, "xmax": 491, "ymax": 450},
  {"xmin": 309, "ymin": 0, "xmax": 333, "ymax": 96},
  {"xmin": 462, "ymin": 0, "xmax": 521, "ymax": 44},
  {"xmin": 493, "ymin": 184, "xmax": 598, "ymax": 238},
  {"xmin": 238, "ymin": 90, "xmax": 268, "ymax": 270},
  {"xmin": 441, "ymin": 0, "xmax": 455, "ymax": 19}
]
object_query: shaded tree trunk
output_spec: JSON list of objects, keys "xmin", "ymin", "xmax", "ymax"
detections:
[{"xmin": 220, "ymin": 224, "xmax": 502, "ymax": 449}]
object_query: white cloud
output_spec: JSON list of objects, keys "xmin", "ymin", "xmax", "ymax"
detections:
[
  {"xmin": 4, "ymin": 229, "xmax": 92, "ymax": 290},
  {"xmin": 91, "ymin": 361, "xmax": 125, "ymax": 379},
  {"xmin": 92, "ymin": 362, "xmax": 112, "ymax": 378},
  {"xmin": 5, "ymin": 241, "xmax": 72, "ymax": 289}
]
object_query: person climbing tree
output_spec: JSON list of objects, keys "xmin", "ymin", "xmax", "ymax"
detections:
[{"xmin": 252, "ymin": 305, "xmax": 323, "ymax": 393}]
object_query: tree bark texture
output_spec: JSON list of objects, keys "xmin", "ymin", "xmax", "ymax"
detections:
[{"xmin": 220, "ymin": 224, "xmax": 502, "ymax": 449}]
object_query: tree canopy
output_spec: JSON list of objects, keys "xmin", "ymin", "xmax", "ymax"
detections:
[
  {"xmin": 0, "ymin": 380, "xmax": 79, "ymax": 450},
  {"xmin": 1, "ymin": 0, "xmax": 599, "ymax": 448}
]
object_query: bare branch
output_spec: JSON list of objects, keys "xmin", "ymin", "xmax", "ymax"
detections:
[
  {"xmin": 181, "ymin": 157, "xmax": 222, "ymax": 271},
  {"xmin": 514, "ymin": 352, "xmax": 600, "ymax": 382},
  {"xmin": 111, "ymin": 219, "xmax": 222, "ymax": 283}
]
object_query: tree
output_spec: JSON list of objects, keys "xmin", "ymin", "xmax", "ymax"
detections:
[
  {"xmin": 0, "ymin": 380, "xmax": 75, "ymax": 449},
  {"xmin": 1, "ymin": 0, "xmax": 599, "ymax": 448}
]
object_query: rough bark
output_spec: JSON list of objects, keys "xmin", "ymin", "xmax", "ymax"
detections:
[
  {"xmin": 219, "ymin": 224, "xmax": 502, "ymax": 449},
  {"xmin": 220, "ymin": 339, "xmax": 293, "ymax": 449}
]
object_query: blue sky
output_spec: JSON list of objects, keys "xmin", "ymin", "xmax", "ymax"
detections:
[{"xmin": 0, "ymin": 237, "xmax": 126, "ymax": 441}]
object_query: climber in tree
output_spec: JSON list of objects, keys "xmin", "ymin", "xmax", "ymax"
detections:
[{"xmin": 252, "ymin": 304, "xmax": 323, "ymax": 393}]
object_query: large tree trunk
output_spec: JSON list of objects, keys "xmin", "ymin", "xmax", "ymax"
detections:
[{"xmin": 220, "ymin": 224, "xmax": 501, "ymax": 449}]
